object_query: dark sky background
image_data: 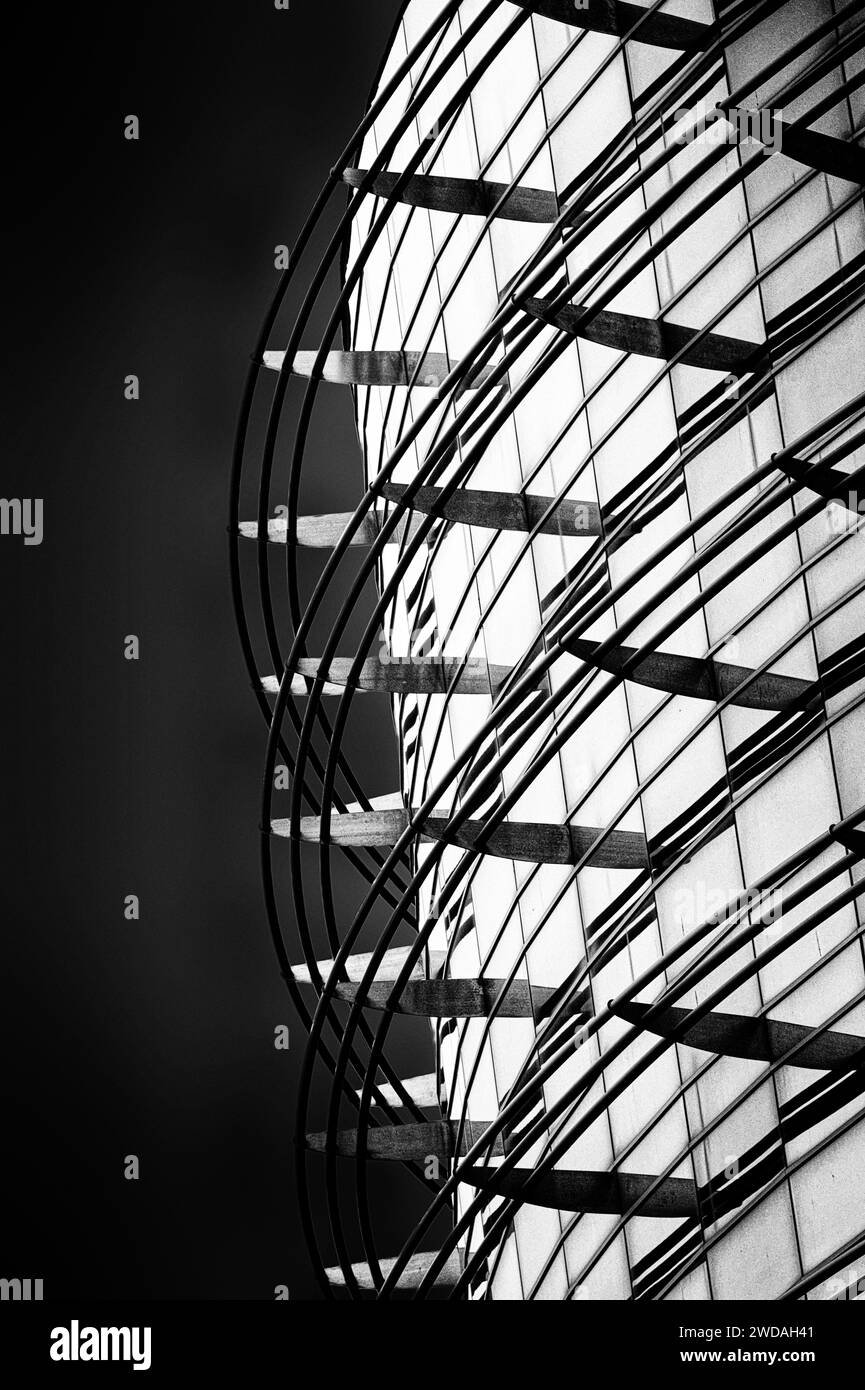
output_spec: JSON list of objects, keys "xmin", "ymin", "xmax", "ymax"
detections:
[{"xmin": 0, "ymin": 0, "xmax": 435, "ymax": 1300}]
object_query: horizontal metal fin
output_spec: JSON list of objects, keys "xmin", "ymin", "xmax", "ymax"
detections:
[
  {"xmin": 512, "ymin": 0, "xmax": 715, "ymax": 52},
  {"xmin": 239, "ymin": 513, "xmax": 427, "ymax": 547},
  {"xmin": 325, "ymin": 1250, "xmax": 463, "ymax": 1290},
  {"xmin": 525, "ymin": 297, "xmax": 767, "ymax": 374},
  {"xmin": 332, "ymin": 977, "xmax": 589, "ymax": 1020},
  {"xmin": 564, "ymin": 637, "xmax": 812, "ymax": 711},
  {"xmin": 292, "ymin": 946, "xmax": 446, "ymax": 985},
  {"xmin": 306, "ymin": 1119, "xmax": 503, "ymax": 1161},
  {"xmin": 616, "ymin": 1000, "xmax": 865, "ymax": 1070},
  {"xmin": 463, "ymin": 1164, "xmax": 699, "ymax": 1217},
  {"xmin": 263, "ymin": 348, "xmax": 494, "ymax": 389},
  {"xmin": 343, "ymin": 166, "xmax": 565, "ymax": 223},
  {"xmin": 380, "ymin": 482, "xmax": 609, "ymax": 537},
  {"xmin": 281, "ymin": 809, "xmax": 649, "ymax": 868}
]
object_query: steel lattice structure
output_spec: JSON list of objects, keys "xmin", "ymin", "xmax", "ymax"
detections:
[{"xmin": 231, "ymin": 0, "xmax": 865, "ymax": 1299}]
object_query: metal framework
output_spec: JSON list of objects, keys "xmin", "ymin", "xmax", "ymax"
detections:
[{"xmin": 231, "ymin": 0, "xmax": 865, "ymax": 1298}]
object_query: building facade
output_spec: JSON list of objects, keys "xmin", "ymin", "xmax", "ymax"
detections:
[{"xmin": 234, "ymin": 0, "xmax": 865, "ymax": 1298}]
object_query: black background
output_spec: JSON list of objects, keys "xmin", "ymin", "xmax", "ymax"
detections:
[{"xmin": 0, "ymin": 0, "xmax": 422, "ymax": 1300}]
